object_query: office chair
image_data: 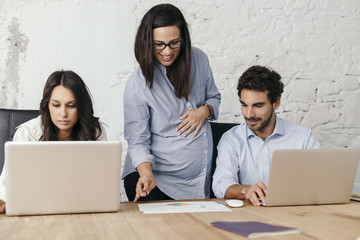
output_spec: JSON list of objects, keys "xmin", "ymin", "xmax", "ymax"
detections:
[
  {"xmin": 209, "ymin": 121, "xmax": 238, "ymax": 198},
  {"xmin": 0, "ymin": 108, "xmax": 39, "ymax": 175}
]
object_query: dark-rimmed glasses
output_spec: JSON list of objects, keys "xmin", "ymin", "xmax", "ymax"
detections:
[{"xmin": 153, "ymin": 40, "xmax": 183, "ymax": 51}]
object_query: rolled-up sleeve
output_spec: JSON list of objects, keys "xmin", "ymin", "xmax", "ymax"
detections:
[
  {"xmin": 123, "ymin": 76, "xmax": 155, "ymax": 170},
  {"xmin": 203, "ymin": 54, "xmax": 221, "ymax": 120},
  {"xmin": 212, "ymin": 131, "xmax": 240, "ymax": 198}
]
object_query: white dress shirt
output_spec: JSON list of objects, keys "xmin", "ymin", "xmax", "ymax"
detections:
[{"xmin": 212, "ymin": 116, "xmax": 320, "ymax": 198}]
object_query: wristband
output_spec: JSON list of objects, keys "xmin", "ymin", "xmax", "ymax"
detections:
[{"xmin": 205, "ymin": 104, "xmax": 213, "ymax": 119}]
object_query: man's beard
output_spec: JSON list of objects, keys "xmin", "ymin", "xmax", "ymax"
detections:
[{"xmin": 245, "ymin": 106, "xmax": 274, "ymax": 132}]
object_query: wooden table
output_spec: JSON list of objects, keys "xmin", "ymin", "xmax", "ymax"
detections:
[{"xmin": 0, "ymin": 199, "xmax": 359, "ymax": 239}]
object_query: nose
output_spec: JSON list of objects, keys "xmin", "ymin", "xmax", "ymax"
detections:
[
  {"xmin": 162, "ymin": 45, "xmax": 172, "ymax": 55},
  {"xmin": 60, "ymin": 106, "xmax": 67, "ymax": 118},
  {"xmin": 244, "ymin": 106, "xmax": 255, "ymax": 118}
]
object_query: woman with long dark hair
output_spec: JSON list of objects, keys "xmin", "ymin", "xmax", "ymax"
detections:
[
  {"xmin": 122, "ymin": 4, "xmax": 221, "ymax": 202},
  {"xmin": 0, "ymin": 70, "xmax": 106, "ymax": 213},
  {"xmin": 15, "ymin": 70, "xmax": 105, "ymax": 141}
]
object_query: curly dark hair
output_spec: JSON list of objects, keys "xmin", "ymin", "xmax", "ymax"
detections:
[{"xmin": 237, "ymin": 65, "xmax": 284, "ymax": 104}]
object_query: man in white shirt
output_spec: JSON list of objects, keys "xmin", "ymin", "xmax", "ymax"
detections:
[{"xmin": 212, "ymin": 65, "xmax": 319, "ymax": 206}]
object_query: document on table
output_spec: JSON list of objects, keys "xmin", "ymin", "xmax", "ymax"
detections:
[{"xmin": 138, "ymin": 201, "xmax": 231, "ymax": 214}]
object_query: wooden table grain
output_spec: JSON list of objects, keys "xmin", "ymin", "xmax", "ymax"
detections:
[{"xmin": 0, "ymin": 199, "xmax": 359, "ymax": 240}]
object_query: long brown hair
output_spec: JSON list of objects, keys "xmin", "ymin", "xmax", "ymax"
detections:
[
  {"xmin": 39, "ymin": 70, "xmax": 102, "ymax": 140},
  {"xmin": 134, "ymin": 4, "xmax": 192, "ymax": 100}
]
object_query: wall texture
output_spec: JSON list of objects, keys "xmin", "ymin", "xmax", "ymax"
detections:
[{"xmin": 1, "ymin": 0, "xmax": 360, "ymax": 200}]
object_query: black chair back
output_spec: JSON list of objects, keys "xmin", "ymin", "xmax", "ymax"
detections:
[
  {"xmin": 210, "ymin": 122, "xmax": 238, "ymax": 198},
  {"xmin": 0, "ymin": 108, "xmax": 39, "ymax": 175}
]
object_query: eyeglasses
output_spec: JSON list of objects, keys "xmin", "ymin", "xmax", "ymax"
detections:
[{"xmin": 153, "ymin": 40, "xmax": 183, "ymax": 51}]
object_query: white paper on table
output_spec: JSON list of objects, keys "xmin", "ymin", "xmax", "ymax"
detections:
[{"xmin": 138, "ymin": 201, "xmax": 231, "ymax": 214}]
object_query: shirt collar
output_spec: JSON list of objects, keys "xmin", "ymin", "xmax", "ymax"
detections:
[
  {"xmin": 246, "ymin": 114, "xmax": 284, "ymax": 139},
  {"xmin": 154, "ymin": 59, "xmax": 165, "ymax": 70}
]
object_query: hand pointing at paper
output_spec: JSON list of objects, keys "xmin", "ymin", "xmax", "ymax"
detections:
[{"xmin": 134, "ymin": 163, "xmax": 156, "ymax": 202}]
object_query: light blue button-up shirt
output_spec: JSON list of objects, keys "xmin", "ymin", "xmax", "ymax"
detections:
[
  {"xmin": 122, "ymin": 47, "xmax": 221, "ymax": 199},
  {"xmin": 212, "ymin": 116, "xmax": 320, "ymax": 198}
]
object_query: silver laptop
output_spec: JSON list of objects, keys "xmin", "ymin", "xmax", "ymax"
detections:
[
  {"xmin": 5, "ymin": 141, "xmax": 122, "ymax": 216},
  {"xmin": 263, "ymin": 148, "xmax": 360, "ymax": 207}
]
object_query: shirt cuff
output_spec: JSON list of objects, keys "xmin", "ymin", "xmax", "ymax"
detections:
[
  {"xmin": 128, "ymin": 148, "xmax": 155, "ymax": 170},
  {"xmin": 213, "ymin": 177, "xmax": 239, "ymax": 198},
  {"xmin": 205, "ymin": 99, "xmax": 219, "ymax": 120}
]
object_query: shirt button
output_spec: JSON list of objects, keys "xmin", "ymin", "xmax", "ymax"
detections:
[
  {"xmin": 204, "ymin": 133, "xmax": 207, "ymax": 136},
  {"xmin": 205, "ymin": 151, "xmax": 208, "ymax": 154}
]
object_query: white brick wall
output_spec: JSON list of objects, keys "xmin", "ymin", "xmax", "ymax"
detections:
[{"xmin": 1, "ymin": 0, "xmax": 359, "ymax": 199}]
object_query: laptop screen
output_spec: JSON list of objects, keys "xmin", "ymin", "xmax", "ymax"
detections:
[
  {"xmin": 264, "ymin": 148, "xmax": 360, "ymax": 206},
  {"xmin": 5, "ymin": 141, "xmax": 122, "ymax": 215}
]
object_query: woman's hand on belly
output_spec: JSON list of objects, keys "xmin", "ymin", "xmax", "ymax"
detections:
[{"xmin": 176, "ymin": 105, "xmax": 210, "ymax": 138}]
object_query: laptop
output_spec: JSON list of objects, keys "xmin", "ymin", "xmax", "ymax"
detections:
[
  {"xmin": 262, "ymin": 148, "xmax": 360, "ymax": 207},
  {"xmin": 4, "ymin": 141, "xmax": 122, "ymax": 216}
]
